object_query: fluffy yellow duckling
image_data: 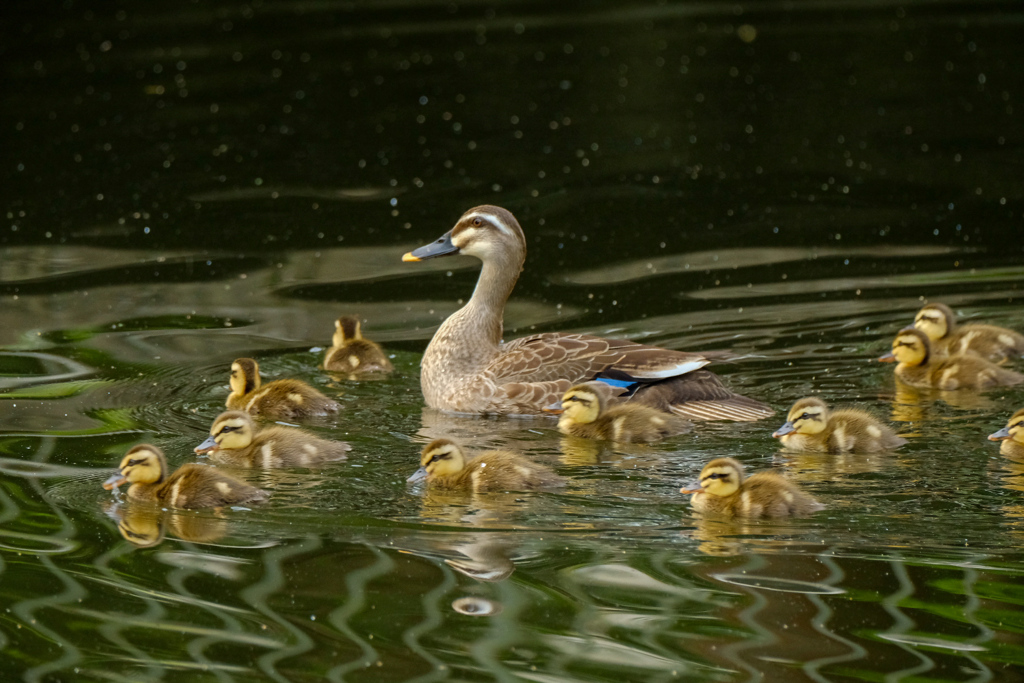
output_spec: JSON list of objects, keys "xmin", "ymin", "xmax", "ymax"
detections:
[
  {"xmin": 547, "ymin": 383, "xmax": 690, "ymax": 443},
  {"xmin": 102, "ymin": 444, "xmax": 268, "ymax": 509},
  {"xmin": 989, "ymin": 408, "xmax": 1024, "ymax": 458},
  {"xmin": 878, "ymin": 328, "xmax": 1024, "ymax": 390},
  {"xmin": 194, "ymin": 410, "xmax": 351, "ymax": 467},
  {"xmin": 680, "ymin": 457, "xmax": 823, "ymax": 518},
  {"xmin": 226, "ymin": 358, "xmax": 340, "ymax": 419},
  {"xmin": 914, "ymin": 303, "xmax": 1024, "ymax": 363},
  {"xmin": 772, "ymin": 397, "xmax": 906, "ymax": 453},
  {"xmin": 407, "ymin": 438, "xmax": 565, "ymax": 492},
  {"xmin": 324, "ymin": 316, "xmax": 393, "ymax": 374}
]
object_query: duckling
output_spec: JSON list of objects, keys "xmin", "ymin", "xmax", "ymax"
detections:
[
  {"xmin": 914, "ymin": 303, "xmax": 1024, "ymax": 363},
  {"xmin": 407, "ymin": 438, "xmax": 565, "ymax": 492},
  {"xmin": 194, "ymin": 410, "xmax": 350, "ymax": 467},
  {"xmin": 102, "ymin": 444, "xmax": 268, "ymax": 509},
  {"xmin": 989, "ymin": 408, "xmax": 1024, "ymax": 458},
  {"xmin": 680, "ymin": 457, "xmax": 822, "ymax": 518},
  {"xmin": 226, "ymin": 358, "xmax": 340, "ymax": 420},
  {"xmin": 772, "ymin": 397, "xmax": 907, "ymax": 453},
  {"xmin": 878, "ymin": 328, "xmax": 1024, "ymax": 390},
  {"xmin": 324, "ymin": 316, "xmax": 393, "ymax": 374},
  {"xmin": 547, "ymin": 383, "xmax": 690, "ymax": 443}
]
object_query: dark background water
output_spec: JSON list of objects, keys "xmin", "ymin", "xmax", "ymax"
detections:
[{"xmin": 2, "ymin": 1, "xmax": 1024, "ymax": 681}]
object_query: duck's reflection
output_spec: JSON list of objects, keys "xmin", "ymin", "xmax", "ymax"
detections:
[
  {"xmin": 397, "ymin": 531, "xmax": 518, "ymax": 583},
  {"xmin": 890, "ymin": 381, "xmax": 996, "ymax": 426},
  {"xmin": 104, "ymin": 501, "xmax": 228, "ymax": 547}
]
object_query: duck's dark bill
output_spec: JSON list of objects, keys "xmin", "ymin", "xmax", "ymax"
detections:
[
  {"xmin": 772, "ymin": 422, "xmax": 796, "ymax": 437},
  {"xmin": 877, "ymin": 352, "xmax": 896, "ymax": 362},
  {"xmin": 679, "ymin": 485, "xmax": 703, "ymax": 494},
  {"xmin": 403, "ymin": 231, "xmax": 458, "ymax": 261},
  {"xmin": 103, "ymin": 472, "xmax": 127, "ymax": 490},
  {"xmin": 542, "ymin": 401, "xmax": 564, "ymax": 414},
  {"xmin": 989, "ymin": 427, "xmax": 1011, "ymax": 441},
  {"xmin": 194, "ymin": 436, "xmax": 219, "ymax": 454},
  {"xmin": 407, "ymin": 466, "xmax": 429, "ymax": 483}
]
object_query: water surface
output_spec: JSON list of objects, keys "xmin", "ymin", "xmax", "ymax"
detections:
[{"xmin": 3, "ymin": 1, "xmax": 1024, "ymax": 681}]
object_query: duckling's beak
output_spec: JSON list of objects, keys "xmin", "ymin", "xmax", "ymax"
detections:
[
  {"xmin": 103, "ymin": 471, "xmax": 127, "ymax": 490},
  {"xmin": 407, "ymin": 466, "xmax": 429, "ymax": 484},
  {"xmin": 989, "ymin": 426, "xmax": 1012, "ymax": 441},
  {"xmin": 877, "ymin": 351, "xmax": 896, "ymax": 362},
  {"xmin": 542, "ymin": 401, "xmax": 564, "ymax": 414},
  {"xmin": 679, "ymin": 482, "xmax": 703, "ymax": 494},
  {"xmin": 403, "ymin": 231, "xmax": 458, "ymax": 261},
  {"xmin": 194, "ymin": 436, "xmax": 219, "ymax": 454},
  {"xmin": 772, "ymin": 422, "xmax": 796, "ymax": 438}
]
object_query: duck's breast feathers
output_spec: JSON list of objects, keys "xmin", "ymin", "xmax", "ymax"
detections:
[{"xmin": 493, "ymin": 333, "xmax": 709, "ymax": 384}]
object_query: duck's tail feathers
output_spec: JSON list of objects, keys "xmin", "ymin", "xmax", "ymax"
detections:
[{"xmin": 668, "ymin": 396, "xmax": 775, "ymax": 422}]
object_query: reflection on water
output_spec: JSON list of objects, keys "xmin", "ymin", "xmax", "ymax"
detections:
[{"xmin": 5, "ymin": 0, "xmax": 1024, "ymax": 680}]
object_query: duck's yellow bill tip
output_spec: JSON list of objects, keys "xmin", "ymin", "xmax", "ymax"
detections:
[
  {"xmin": 680, "ymin": 487, "xmax": 702, "ymax": 494},
  {"xmin": 402, "ymin": 252, "xmax": 421, "ymax": 262}
]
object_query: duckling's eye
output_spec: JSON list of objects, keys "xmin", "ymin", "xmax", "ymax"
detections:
[
  {"xmin": 127, "ymin": 458, "xmax": 144, "ymax": 466},
  {"xmin": 219, "ymin": 426, "xmax": 238, "ymax": 434},
  {"xmin": 428, "ymin": 452, "xmax": 450, "ymax": 465},
  {"xmin": 799, "ymin": 412, "xmax": 810, "ymax": 420},
  {"xmin": 472, "ymin": 218, "xmax": 483, "ymax": 227}
]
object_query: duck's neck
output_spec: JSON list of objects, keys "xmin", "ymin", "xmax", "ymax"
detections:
[{"xmin": 423, "ymin": 252, "xmax": 523, "ymax": 378}]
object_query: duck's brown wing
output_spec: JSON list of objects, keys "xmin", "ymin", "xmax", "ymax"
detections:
[
  {"xmin": 628, "ymin": 370, "xmax": 774, "ymax": 421},
  {"xmin": 491, "ymin": 333, "xmax": 770, "ymax": 420},
  {"xmin": 492, "ymin": 333, "xmax": 711, "ymax": 384}
]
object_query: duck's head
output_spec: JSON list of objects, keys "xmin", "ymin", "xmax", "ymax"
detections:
[
  {"xmin": 773, "ymin": 397, "xmax": 829, "ymax": 437},
  {"xmin": 555, "ymin": 384, "xmax": 604, "ymax": 425},
  {"xmin": 402, "ymin": 205, "xmax": 526, "ymax": 265},
  {"xmin": 230, "ymin": 358, "xmax": 260, "ymax": 395},
  {"xmin": 407, "ymin": 438, "xmax": 467, "ymax": 483},
  {"xmin": 990, "ymin": 408, "xmax": 1024, "ymax": 444},
  {"xmin": 334, "ymin": 316, "xmax": 363, "ymax": 346},
  {"xmin": 878, "ymin": 327, "xmax": 930, "ymax": 366},
  {"xmin": 680, "ymin": 458, "xmax": 744, "ymax": 498},
  {"xmin": 914, "ymin": 303, "xmax": 955, "ymax": 341},
  {"xmin": 195, "ymin": 410, "xmax": 255, "ymax": 454},
  {"xmin": 104, "ymin": 444, "xmax": 168, "ymax": 490}
]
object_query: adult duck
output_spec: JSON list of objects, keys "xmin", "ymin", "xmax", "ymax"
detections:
[{"xmin": 403, "ymin": 205, "xmax": 773, "ymax": 420}]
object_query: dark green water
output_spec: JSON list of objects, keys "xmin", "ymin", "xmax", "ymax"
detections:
[{"xmin": 3, "ymin": 0, "xmax": 1024, "ymax": 680}]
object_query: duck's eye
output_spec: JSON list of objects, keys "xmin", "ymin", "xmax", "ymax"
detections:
[
  {"xmin": 127, "ymin": 458, "xmax": 144, "ymax": 466},
  {"xmin": 219, "ymin": 426, "xmax": 237, "ymax": 434},
  {"xmin": 472, "ymin": 218, "xmax": 483, "ymax": 227},
  {"xmin": 799, "ymin": 412, "xmax": 810, "ymax": 420}
]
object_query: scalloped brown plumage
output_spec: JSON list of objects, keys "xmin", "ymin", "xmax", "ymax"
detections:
[{"xmin": 403, "ymin": 205, "xmax": 773, "ymax": 420}]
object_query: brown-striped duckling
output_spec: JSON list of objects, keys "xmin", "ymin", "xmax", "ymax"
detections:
[
  {"xmin": 772, "ymin": 397, "xmax": 906, "ymax": 453},
  {"xmin": 680, "ymin": 457, "xmax": 823, "ymax": 518},
  {"xmin": 102, "ymin": 444, "xmax": 268, "ymax": 509},
  {"xmin": 226, "ymin": 358, "xmax": 340, "ymax": 420},
  {"xmin": 990, "ymin": 408, "xmax": 1024, "ymax": 458},
  {"xmin": 914, "ymin": 303, "xmax": 1024, "ymax": 364},
  {"xmin": 324, "ymin": 316, "xmax": 393, "ymax": 374},
  {"xmin": 547, "ymin": 383, "xmax": 690, "ymax": 443},
  {"xmin": 407, "ymin": 438, "xmax": 565, "ymax": 492},
  {"xmin": 194, "ymin": 410, "xmax": 350, "ymax": 467},
  {"xmin": 878, "ymin": 328, "xmax": 1024, "ymax": 390}
]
